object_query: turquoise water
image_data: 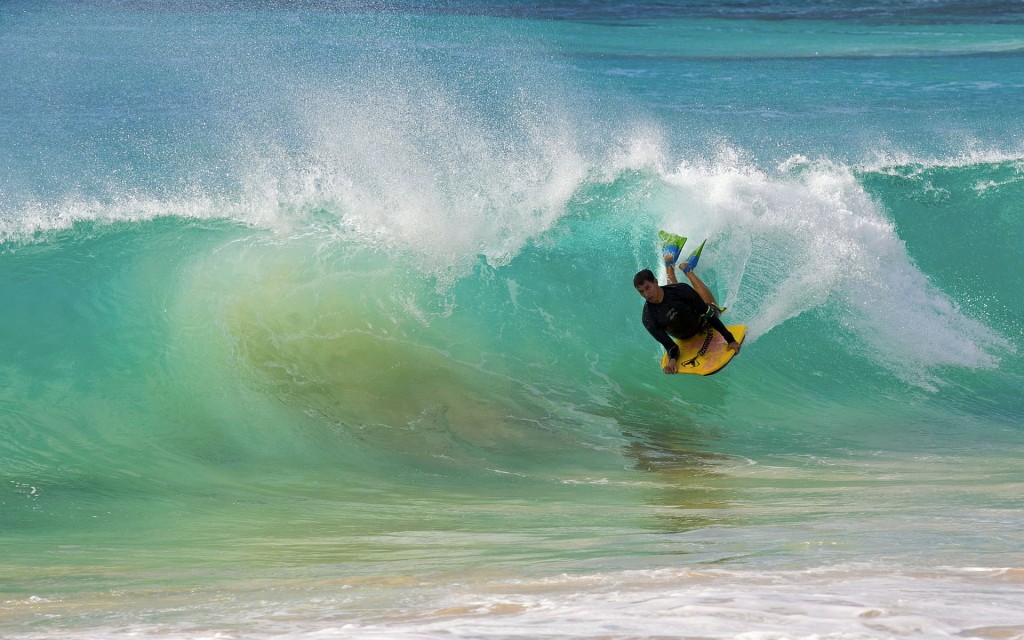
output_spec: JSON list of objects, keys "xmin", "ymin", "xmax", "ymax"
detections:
[{"xmin": 2, "ymin": 2, "xmax": 1024, "ymax": 638}]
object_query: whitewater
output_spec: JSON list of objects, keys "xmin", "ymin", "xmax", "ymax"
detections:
[{"xmin": 2, "ymin": 1, "xmax": 1024, "ymax": 639}]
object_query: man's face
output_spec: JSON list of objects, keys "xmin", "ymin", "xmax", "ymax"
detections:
[{"xmin": 635, "ymin": 280, "xmax": 660, "ymax": 303}]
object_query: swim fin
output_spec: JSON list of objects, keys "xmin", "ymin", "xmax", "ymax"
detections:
[
  {"xmin": 658, "ymin": 230, "xmax": 687, "ymax": 267},
  {"xmin": 680, "ymin": 239, "xmax": 706, "ymax": 273}
]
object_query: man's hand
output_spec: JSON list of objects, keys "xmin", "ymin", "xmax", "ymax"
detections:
[
  {"xmin": 726, "ymin": 341, "xmax": 741, "ymax": 354},
  {"xmin": 663, "ymin": 358, "xmax": 678, "ymax": 374}
]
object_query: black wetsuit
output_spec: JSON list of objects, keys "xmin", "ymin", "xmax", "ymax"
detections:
[{"xmin": 642, "ymin": 283, "xmax": 736, "ymax": 361}]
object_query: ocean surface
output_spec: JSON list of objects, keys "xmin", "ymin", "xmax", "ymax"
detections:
[{"xmin": 2, "ymin": 1, "xmax": 1024, "ymax": 638}]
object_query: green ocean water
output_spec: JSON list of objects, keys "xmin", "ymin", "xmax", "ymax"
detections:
[{"xmin": 2, "ymin": 2, "xmax": 1024, "ymax": 638}]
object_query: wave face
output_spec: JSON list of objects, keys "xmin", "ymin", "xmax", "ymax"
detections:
[
  {"xmin": 2, "ymin": 2, "xmax": 1023, "ymax": 638},
  {"xmin": 3, "ymin": 152, "xmax": 1020, "ymax": 519}
]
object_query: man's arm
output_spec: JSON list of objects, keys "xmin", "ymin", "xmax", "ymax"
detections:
[
  {"xmin": 647, "ymin": 325, "xmax": 681, "ymax": 362},
  {"xmin": 707, "ymin": 313, "xmax": 741, "ymax": 354},
  {"xmin": 643, "ymin": 308, "xmax": 681, "ymax": 372}
]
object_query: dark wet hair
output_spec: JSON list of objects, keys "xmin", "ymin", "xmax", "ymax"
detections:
[{"xmin": 633, "ymin": 269, "xmax": 656, "ymax": 288}]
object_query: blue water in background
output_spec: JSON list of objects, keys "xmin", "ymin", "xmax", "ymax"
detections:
[{"xmin": 2, "ymin": 2, "xmax": 1024, "ymax": 638}]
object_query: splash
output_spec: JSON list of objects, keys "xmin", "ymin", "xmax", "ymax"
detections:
[{"xmin": 653, "ymin": 150, "xmax": 1011, "ymax": 388}]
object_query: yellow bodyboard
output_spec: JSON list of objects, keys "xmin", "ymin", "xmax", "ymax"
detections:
[{"xmin": 660, "ymin": 325, "xmax": 746, "ymax": 376}]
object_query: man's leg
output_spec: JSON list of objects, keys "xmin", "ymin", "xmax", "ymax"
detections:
[{"xmin": 684, "ymin": 270, "xmax": 720, "ymax": 308}]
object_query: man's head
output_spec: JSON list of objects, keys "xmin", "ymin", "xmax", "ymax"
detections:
[{"xmin": 633, "ymin": 269, "xmax": 663, "ymax": 304}]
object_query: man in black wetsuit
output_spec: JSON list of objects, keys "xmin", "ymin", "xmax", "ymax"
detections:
[{"xmin": 634, "ymin": 264, "xmax": 741, "ymax": 374}]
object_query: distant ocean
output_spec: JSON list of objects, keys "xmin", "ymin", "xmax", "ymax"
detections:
[{"xmin": 2, "ymin": 1, "xmax": 1023, "ymax": 638}]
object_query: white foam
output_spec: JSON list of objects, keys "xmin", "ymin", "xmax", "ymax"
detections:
[
  {"xmin": 10, "ymin": 565, "xmax": 1023, "ymax": 640},
  {"xmin": 655, "ymin": 151, "xmax": 1011, "ymax": 388},
  {"xmin": 0, "ymin": 192, "xmax": 219, "ymax": 245},
  {"xmin": 862, "ymin": 146, "xmax": 1024, "ymax": 175}
]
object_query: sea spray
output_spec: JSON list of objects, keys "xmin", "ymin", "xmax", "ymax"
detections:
[{"xmin": 654, "ymin": 152, "xmax": 1011, "ymax": 388}]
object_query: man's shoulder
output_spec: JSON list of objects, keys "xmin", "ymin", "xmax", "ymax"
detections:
[{"xmin": 663, "ymin": 282, "xmax": 701, "ymax": 306}]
